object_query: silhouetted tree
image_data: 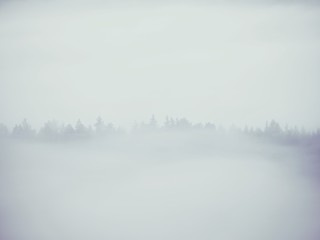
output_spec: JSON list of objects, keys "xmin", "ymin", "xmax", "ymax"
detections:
[
  {"xmin": 94, "ymin": 117, "xmax": 115, "ymax": 136},
  {"xmin": 265, "ymin": 120, "xmax": 282, "ymax": 138},
  {"xmin": 149, "ymin": 115, "xmax": 158, "ymax": 130},
  {"xmin": 174, "ymin": 118, "xmax": 192, "ymax": 130},
  {"xmin": 75, "ymin": 119, "xmax": 91, "ymax": 138},
  {"xmin": 38, "ymin": 120, "xmax": 61, "ymax": 140},
  {"xmin": 62, "ymin": 124, "xmax": 75, "ymax": 139},
  {"xmin": 11, "ymin": 119, "xmax": 36, "ymax": 139},
  {"xmin": 94, "ymin": 117, "xmax": 107, "ymax": 135},
  {"xmin": 164, "ymin": 117, "xmax": 175, "ymax": 130}
]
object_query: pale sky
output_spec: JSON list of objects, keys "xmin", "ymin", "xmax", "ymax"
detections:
[{"xmin": 0, "ymin": 0, "xmax": 320, "ymax": 129}]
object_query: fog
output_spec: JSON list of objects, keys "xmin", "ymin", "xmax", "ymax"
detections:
[
  {"xmin": 0, "ymin": 0, "xmax": 320, "ymax": 129},
  {"xmin": 0, "ymin": 126, "xmax": 320, "ymax": 240},
  {"xmin": 1, "ymin": 0, "xmax": 320, "ymax": 239}
]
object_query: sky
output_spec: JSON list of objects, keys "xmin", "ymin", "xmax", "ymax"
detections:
[{"xmin": 0, "ymin": 0, "xmax": 320, "ymax": 129}]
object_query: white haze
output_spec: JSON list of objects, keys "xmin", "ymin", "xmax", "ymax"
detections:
[
  {"xmin": 0, "ymin": 135, "xmax": 320, "ymax": 240},
  {"xmin": 0, "ymin": 1, "xmax": 320, "ymax": 129},
  {"xmin": 1, "ymin": 1, "xmax": 320, "ymax": 240}
]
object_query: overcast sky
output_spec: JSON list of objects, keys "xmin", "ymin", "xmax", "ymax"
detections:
[{"xmin": 0, "ymin": 0, "xmax": 319, "ymax": 129}]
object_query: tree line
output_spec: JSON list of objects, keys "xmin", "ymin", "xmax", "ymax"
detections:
[{"xmin": 0, "ymin": 116, "xmax": 319, "ymax": 147}]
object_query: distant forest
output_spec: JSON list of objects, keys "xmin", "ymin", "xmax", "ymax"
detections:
[{"xmin": 0, "ymin": 117, "xmax": 319, "ymax": 148}]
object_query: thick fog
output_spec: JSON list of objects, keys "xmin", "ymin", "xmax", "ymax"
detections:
[
  {"xmin": 1, "ymin": 0, "xmax": 320, "ymax": 240},
  {"xmin": 0, "ymin": 120, "xmax": 320, "ymax": 240},
  {"xmin": 0, "ymin": 0, "xmax": 320, "ymax": 128}
]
